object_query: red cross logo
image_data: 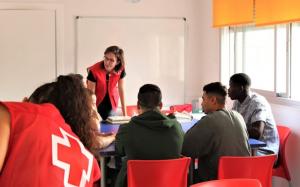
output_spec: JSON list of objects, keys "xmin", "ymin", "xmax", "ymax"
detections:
[{"xmin": 52, "ymin": 127, "xmax": 93, "ymax": 187}]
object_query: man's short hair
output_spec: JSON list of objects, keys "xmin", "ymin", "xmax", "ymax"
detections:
[
  {"xmin": 230, "ymin": 73, "xmax": 251, "ymax": 87},
  {"xmin": 138, "ymin": 84, "xmax": 162, "ymax": 110},
  {"xmin": 203, "ymin": 82, "xmax": 227, "ymax": 104}
]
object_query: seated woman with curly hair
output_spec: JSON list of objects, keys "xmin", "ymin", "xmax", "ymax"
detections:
[{"xmin": 0, "ymin": 74, "xmax": 101, "ymax": 187}]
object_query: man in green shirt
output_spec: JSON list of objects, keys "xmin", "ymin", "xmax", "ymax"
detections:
[
  {"xmin": 115, "ymin": 84, "xmax": 184, "ymax": 187},
  {"xmin": 182, "ymin": 82, "xmax": 251, "ymax": 182}
]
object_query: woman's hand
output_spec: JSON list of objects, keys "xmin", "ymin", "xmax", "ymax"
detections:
[
  {"xmin": 96, "ymin": 133, "xmax": 116, "ymax": 149},
  {"xmin": 118, "ymin": 79, "xmax": 127, "ymax": 116},
  {"xmin": 87, "ymin": 80, "xmax": 96, "ymax": 93}
]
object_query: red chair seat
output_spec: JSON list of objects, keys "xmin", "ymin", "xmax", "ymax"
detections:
[
  {"xmin": 272, "ymin": 125, "xmax": 291, "ymax": 181},
  {"xmin": 126, "ymin": 105, "xmax": 138, "ymax": 117},
  {"xmin": 127, "ymin": 157, "xmax": 191, "ymax": 187},
  {"xmin": 191, "ymin": 178, "xmax": 262, "ymax": 187},
  {"xmin": 169, "ymin": 104, "xmax": 192, "ymax": 113},
  {"xmin": 273, "ymin": 166, "xmax": 289, "ymax": 179},
  {"xmin": 218, "ymin": 155, "xmax": 276, "ymax": 187}
]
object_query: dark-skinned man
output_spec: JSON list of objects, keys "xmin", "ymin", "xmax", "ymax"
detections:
[{"xmin": 228, "ymin": 73, "xmax": 279, "ymax": 156}]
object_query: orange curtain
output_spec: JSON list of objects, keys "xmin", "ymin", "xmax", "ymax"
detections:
[
  {"xmin": 256, "ymin": 0, "xmax": 300, "ymax": 26},
  {"xmin": 213, "ymin": 0, "xmax": 254, "ymax": 27}
]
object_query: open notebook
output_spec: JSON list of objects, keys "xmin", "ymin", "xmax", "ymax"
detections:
[
  {"xmin": 106, "ymin": 116, "xmax": 131, "ymax": 124},
  {"xmin": 174, "ymin": 111, "xmax": 193, "ymax": 123}
]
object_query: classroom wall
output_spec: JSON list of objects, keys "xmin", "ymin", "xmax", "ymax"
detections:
[
  {"xmin": 3, "ymin": 0, "xmax": 299, "ymax": 186},
  {"xmin": 0, "ymin": 0, "xmax": 219, "ymax": 103}
]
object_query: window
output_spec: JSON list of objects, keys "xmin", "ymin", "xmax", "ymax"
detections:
[
  {"xmin": 221, "ymin": 23, "xmax": 300, "ymax": 101},
  {"xmin": 243, "ymin": 26, "xmax": 275, "ymax": 91},
  {"xmin": 291, "ymin": 23, "xmax": 300, "ymax": 100}
]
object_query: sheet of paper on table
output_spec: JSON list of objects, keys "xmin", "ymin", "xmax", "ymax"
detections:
[{"xmin": 106, "ymin": 116, "xmax": 131, "ymax": 124}]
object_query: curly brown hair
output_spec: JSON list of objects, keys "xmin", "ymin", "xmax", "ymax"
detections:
[{"xmin": 28, "ymin": 74, "xmax": 100, "ymax": 156}]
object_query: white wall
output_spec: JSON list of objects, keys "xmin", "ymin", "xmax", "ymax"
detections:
[
  {"xmin": 0, "ymin": 0, "xmax": 220, "ymax": 102},
  {"xmin": 2, "ymin": 0, "xmax": 298, "ymax": 186},
  {"xmin": 271, "ymin": 103, "xmax": 300, "ymax": 187},
  {"xmin": 0, "ymin": 9, "xmax": 57, "ymax": 100}
]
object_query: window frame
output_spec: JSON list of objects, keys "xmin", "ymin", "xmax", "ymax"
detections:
[{"xmin": 220, "ymin": 23, "xmax": 300, "ymax": 108}]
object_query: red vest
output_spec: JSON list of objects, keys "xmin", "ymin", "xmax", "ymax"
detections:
[
  {"xmin": 0, "ymin": 102, "xmax": 100, "ymax": 187},
  {"xmin": 88, "ymin": 61, "xmax": 124, "ymax": 110}
]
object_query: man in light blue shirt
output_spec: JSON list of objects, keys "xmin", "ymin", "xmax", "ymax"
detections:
[{"xmin": 228, "ymin": 73, "xmax": 279, "ymax": 155}]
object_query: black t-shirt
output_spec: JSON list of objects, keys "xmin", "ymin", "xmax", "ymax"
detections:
[
  {"xmin": 87, "ymin": 70, "xmax": 126, "ymax": 120},
  {"xmin": 87, "ymin": 70, "xmax": 126, "ymax": 82}
]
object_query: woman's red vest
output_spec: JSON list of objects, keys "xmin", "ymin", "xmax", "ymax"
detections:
[
  {"xmin": 88, "ymin": 61, "xmax": 123, "ymax": 110},
  {"xmin": 0, "ymin": 102, "xmax": 100, "ymax": 186}
]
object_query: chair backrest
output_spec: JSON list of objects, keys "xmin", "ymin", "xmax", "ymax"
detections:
[
  {"xmin": 218, "ymin": 155, "xmax": 276, "ymax": 187},
  {"xmin": 126, "ymin": 105, "xmax": 138, "ymax": 117},
  {"xmin": 127, "ymin": 157, "xmax": 191, "ymax": 187},
  {"xmin": 191, "ymin": 179, "xmax": 262, "ymax": 187},
  {"xmin": 273, "ymin": 125, "xmax": 291, "ymax": 180},
  {"xmin": 169, "ymin": 104, "xmax": 192, "ymax": 113}
]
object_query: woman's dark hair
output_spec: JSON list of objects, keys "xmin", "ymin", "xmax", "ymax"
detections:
[
  {"xmin": 104, "ymin": 45, "xmax": 125, "ymax": 72},
  {"xmin": 28, "ymin": 82, "xmax": 55, "ymax": 103},
  {"xmin": 28, "ymin": 74, "xmax": 99, "ymax": 155}
]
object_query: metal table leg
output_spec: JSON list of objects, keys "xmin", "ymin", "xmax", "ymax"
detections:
[{"xmin": 100, "ymin": 157, "xmax": 106, "ymax": 187}]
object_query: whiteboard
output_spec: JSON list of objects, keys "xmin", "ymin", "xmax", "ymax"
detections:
[
  {"xmin": 76, "ymin": 17, "xmax": 186, "ymax": 106},
  {"xmin": 0, "ymin": 9, "xmax": 56, "ymax": 101}
]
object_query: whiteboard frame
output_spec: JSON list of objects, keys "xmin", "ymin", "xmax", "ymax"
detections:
[{"xmin": 75, "ymin": 16, "xmax": 188, "ymax": 106}]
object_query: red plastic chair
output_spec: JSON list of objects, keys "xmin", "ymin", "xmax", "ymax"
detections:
[
  {"xmin": 191, "ymin": 179, "xmax": 262, "ymax": 187},
  {"xmin": 161, "ymin": 109, "xmax": 172, "ymax": 115},
  {"xmin": 273, "ymin": 125, "xmax": 291, "ymax": 184},
  {"xmin": 127, "ymin": 157, "xmax": 191, "ymax": 187},
  {"xmin": 126, "ymin": 105, "xmax": 138, "ymax": 117},
  {"xmin": 218, "ymin": 155, "xmax": 276, "ymax": 187},
  {"xmin": 169, "ymin": 104, "xmax": 192, "ymax": 113}
]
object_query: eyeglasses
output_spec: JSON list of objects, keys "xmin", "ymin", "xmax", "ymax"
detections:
[{"xmin": 103, "ymin": 56, "xmax": 116, "ymax": 63}]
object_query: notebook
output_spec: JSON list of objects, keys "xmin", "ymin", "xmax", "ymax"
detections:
[
  {"xmin": 106, "ymin": 116, "xmax": 131, "ymax": 124},
  {"xmin": 174, "ymin": 111, "xmax": 193, "ymax": 123}
]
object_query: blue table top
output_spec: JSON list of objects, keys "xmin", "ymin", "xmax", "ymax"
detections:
[
  {"xmin": 100, "ymin": 118, "xmax": 199, "ymax": 133},
  {"xmin": 248, "ymin": 138, "xmax": 267, "ymax": 148},
  {"xmin": 99, "ymin": 119, "xmax": 267, "ymax": 155}
]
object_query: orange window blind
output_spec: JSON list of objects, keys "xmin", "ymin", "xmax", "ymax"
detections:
[
  {"xmin": 213, "ymin": 0, "xmax": 254, "ymax": 27},
  {"xmin": 256, "ymin": 0, "xmax": 300, "ymax": 26}
]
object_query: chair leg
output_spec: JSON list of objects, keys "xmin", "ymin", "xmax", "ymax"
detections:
[{"xmin": 188, "ymin": 159, "xmax": 194, "ymax": 185}]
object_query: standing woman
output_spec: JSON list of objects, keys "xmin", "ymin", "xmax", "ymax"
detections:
[{"xmin": 87, "ymin": 46, "xmax": 127, "ymax": 120}]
